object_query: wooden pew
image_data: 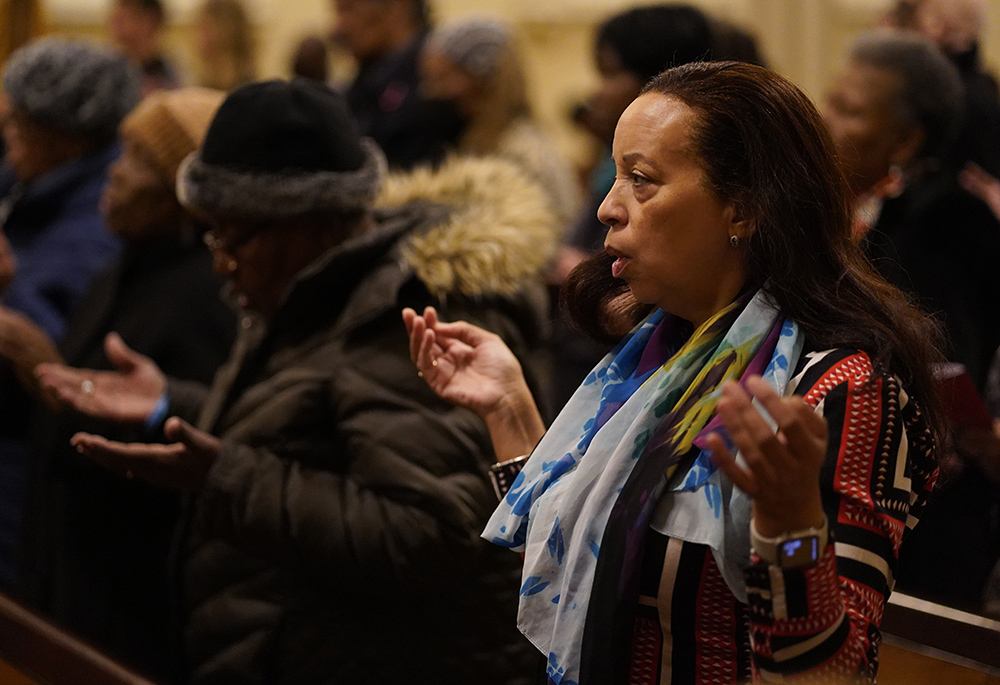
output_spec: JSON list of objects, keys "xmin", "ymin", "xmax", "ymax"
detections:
[
  {"xmin": 0, "ymin": 592, "xmax": 154, "ymax": 684},
  {"xmin": 0, "ymin": 586, "xmax": 997, "ymax": 684},
  {"xmin": 879, "ymin": 592, "xmax": 1000, "ymax": 684}
]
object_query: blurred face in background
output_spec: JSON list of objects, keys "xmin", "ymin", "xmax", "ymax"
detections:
[
  {"xmin": 101, "ymin": 139, "xmax": 181, "ymax": 242},
  {"xmin": 580, "ymin": 44, "xmax": 645, "ymax": 146},
  {"xmin": 823, "ymin": 60, "xmax": 918, "ymax": 197},
  {"xmin": 0, "ymin": 94, "xmax": 86, "ymax": 183},
  {"xmin": 331, "ymin": 0, "xmax": 412, "ymax": 61},
  {"xmin": 194, "ymin": 8, "xmax": 223, "ymax": 59},
  {"xmin": 879, "ymin": 0, "xmax": 921, "ymax": 29},
  {"xmin": 108, "ymin": 0, "xmax": 162, "ymax": 62},
  {"xmin": 419, "ymin": 48, "xmax": 475, "ymax": 104}
]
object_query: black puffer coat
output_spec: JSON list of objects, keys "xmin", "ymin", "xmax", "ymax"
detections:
[{"xmin": 167, "ymin": 157, "xmax": 559, "ymax": 684}]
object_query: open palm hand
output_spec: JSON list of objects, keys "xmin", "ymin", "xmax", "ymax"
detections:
[
  {"xmin": 403, "ymin": 306, "xmax": 526, "ymax": 417},
  {"xmin": 35, "ymin": 332, "xmax": 166, "ymax": 424}
]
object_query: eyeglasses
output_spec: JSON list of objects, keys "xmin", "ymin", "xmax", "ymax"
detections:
[{"xmin": 202, "ymin": 226, "xmax": 260, "ymax": 256}]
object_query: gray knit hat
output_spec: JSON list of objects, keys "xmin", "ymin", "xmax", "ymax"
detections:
[
  {"xmin": 426, "ymin": 17, "xmax": 513, "ymax": 79},
  {"xmin": 2, "ymin": 37, "xmax": 140, "ymax": 142}
]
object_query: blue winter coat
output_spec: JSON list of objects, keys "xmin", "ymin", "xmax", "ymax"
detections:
[
  {"xmin": 0, "ymin": 143, "xmax": 121, "ymax": 589},
  {"xmin": 0, "ymin": 143, "xmax": 122, "ymax": 341}
]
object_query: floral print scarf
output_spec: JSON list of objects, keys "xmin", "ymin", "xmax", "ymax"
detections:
[{"xmin": 483, "ymin": 290, "xmax": 804, "ymax": 685}]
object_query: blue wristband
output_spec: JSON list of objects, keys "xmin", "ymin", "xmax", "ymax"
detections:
[{"xmin": 144, "ymin": 392, "xmax": 170, "ymax": 434}]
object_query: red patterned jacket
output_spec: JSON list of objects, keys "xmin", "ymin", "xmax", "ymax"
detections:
[{"xmin": 628, "ymin": 349, "xmax": 938, "ymax": 684}]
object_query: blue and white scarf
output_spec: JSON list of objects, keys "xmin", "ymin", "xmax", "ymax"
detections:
[{"xmin": 483, "ymin": 290, "xmax": 804, "ymax": 685}]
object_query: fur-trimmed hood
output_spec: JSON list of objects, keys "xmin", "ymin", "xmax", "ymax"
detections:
[
  {"xmin": 235, "ymin": 154, "xmax": 564, "ymax": 337},
  {"xmin": 376, "ymin": 155, "xmax": 561, "ymax": 299}
]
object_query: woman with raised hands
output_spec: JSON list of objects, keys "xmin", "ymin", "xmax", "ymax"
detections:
[{"xmin": 405, "ymin": 60, "xmax": 945, "ymax": 684}]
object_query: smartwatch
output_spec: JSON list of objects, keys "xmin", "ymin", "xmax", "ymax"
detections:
[
  {"xmin": 751, "ymin": 516, "xmax": 829, "ymax": 569},
  {"xmin": 488, "ymin": 454, "xmax": 530, "ymax": 501}
]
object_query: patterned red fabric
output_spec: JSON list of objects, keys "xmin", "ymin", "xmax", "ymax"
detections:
[
  {"xmin": 629, "ymin": 613, "xmax": 662, "ymax": 685},
  {"xmin": 694, "ymin": 552, "xmax": 745, "ymax": 684},
  {"xmin": 628, "ymin": 349, "xmax": 938, "ymax": 684}
]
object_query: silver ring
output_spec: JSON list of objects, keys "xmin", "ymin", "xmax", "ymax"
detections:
[{"xmin": 81, "ymin": 379, "xmax": 95, "ymax": 396}]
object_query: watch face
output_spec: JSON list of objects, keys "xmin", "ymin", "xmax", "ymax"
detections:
[
  {"xmin": 779, "ymin": 535, "xmax": 820, "ymax": 567},
  {"xmin": 488, "ymin": 455, "xmax": 529, "ymax": 500}
]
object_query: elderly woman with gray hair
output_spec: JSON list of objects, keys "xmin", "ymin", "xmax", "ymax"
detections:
[
  {"xmin": 824, "ymin": 30, "xmax": 1000, "ymax": 388},
  {"xmin": 884, "ymin": 0, "xmax": 1000, "ymax": 178},
  {"xmin": 825, "ymin": 29, "xmax": 1000, "ymax": 613}
]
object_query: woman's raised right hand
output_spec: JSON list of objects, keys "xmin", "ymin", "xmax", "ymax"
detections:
[
  {"xmin": 403, "ymin": 307, "xmax": 546, "ymax": 461},
  {"xmin": 402, "ymin": 306, "xmax": 527, "ymax": 418}
]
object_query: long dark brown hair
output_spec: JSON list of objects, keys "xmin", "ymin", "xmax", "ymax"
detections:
[{"xmin": 565, "ymin": 60, "xmax": 947, "ymax": 447}]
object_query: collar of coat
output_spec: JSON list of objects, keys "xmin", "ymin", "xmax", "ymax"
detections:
[
  {"xmin": 377, "ymin": 154, "xmax": 561, "ymax": 299},
  {"xmin": 245, "ymin": 154, "xmax": 562, "ymax": 334}
]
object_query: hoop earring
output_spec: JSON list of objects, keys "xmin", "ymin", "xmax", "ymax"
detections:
[{"xmin": 729, "ymin": 235, "xmax": 741, "ymax": 248}]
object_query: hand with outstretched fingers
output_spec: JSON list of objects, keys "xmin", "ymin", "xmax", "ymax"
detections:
[
  {"xmin": 960, "ymin": 162, "xmax": 1000, "ymax": 222},
  {"xmin": 71, "ymin": 416, "xmax": 220, "ymax": 490},
  {"xmin": 403, "ymin": 305, "xmax": 530, "ymax": 418},
  {"xmin": 35, "ymin": 332, "xmax": 166, "ymax": 424},
  {"xmin": 706, "ymin": 376, "xmax": 828, "ymax": 537},
  {"xmin": 402, "ymin": 306, "xmax": 545, "ymax": 461}
]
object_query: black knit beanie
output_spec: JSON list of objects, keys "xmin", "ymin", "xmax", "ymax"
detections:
[{"xmin": 177, "ymin": 78, "xmax": 385, "ymax": 220}]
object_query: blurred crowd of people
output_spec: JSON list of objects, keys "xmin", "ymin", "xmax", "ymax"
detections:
[{"xmin": 0, "ymin": 0, "xmax": 998, "ymax": 683}]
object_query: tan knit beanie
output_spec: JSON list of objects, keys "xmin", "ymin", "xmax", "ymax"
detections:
[{"xmin": 120, "ymin": 87, "xmax": 226, "ymax": 187}]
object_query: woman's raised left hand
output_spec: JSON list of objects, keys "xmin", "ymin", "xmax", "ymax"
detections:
[{"xmin": 706, "ymin": 376, "xmax": 828, "ymax": 536}]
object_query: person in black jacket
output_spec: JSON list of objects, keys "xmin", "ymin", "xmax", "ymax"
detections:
[
  {"xmin": 904, "ymin": 0, "xmax": 1000, "ymax": 177},
  {"xmin": 330, "ymin": 0, "xmax": 463, "ymax": 169},
  {"xmin": 37, "ymin": 79, "xmax": 557, "ymax": 684},
  {"xmin": 10, "ymin": 87, "xmax": 235, "ymax": 683}
]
